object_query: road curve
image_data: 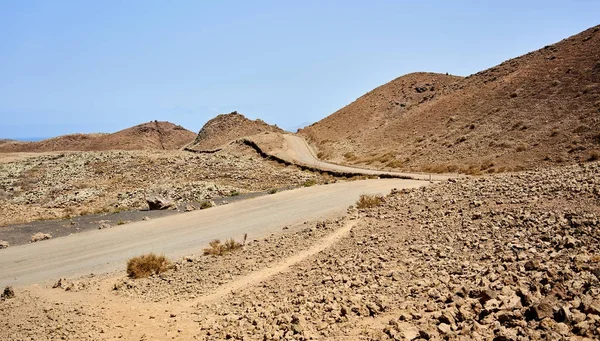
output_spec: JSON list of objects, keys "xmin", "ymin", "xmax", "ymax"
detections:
[
  {"xmin": 259, "ymin": 134, "xmax": 447, "ymax": 181},
  {"xmin": 0, "ymin": 179, "xmax": 426, "ymax": 287}
]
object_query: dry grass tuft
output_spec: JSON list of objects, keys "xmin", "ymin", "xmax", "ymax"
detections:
[
  {"xmin": 203, "ymin": 237, "xmax": 244, "ymax": 256},
  {"xmin": 356, "ymin": 194, "xmax": 384, "ymax": 209},
  {"xmin": 126, "ymin": 253, "xmax": 171, "ymax": 279}
]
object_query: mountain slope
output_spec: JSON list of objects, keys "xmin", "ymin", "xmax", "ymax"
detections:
[
  {"xmin": 301, "ymin": 25, "xmax": 600, "ymax": 173},
  {"xmin": 0, "ymin": 121, "xmax": 196, "ymax": 152},
  {"xmin": 187, "ymin": 111, "xmax": 283, "ymax": 152}
]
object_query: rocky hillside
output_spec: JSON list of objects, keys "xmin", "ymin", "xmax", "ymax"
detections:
[
  {"xmin": 301, "ymin": 25, "xmax": 600, "ymax": 173},
  {"xmin": 187, "ymin": 111, "xmax": 283, "ymax": 152},
  {"xmin": 0, "ymin": 121, "xmax": 196, "ymax": 152}
]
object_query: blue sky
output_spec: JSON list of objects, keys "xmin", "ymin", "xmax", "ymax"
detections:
[{"xmin": 1, "ymin": 1, "xmax": 598, "ymax": 138}]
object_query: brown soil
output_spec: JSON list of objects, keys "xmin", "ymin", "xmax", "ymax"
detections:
[
  {"xmin": 187, "ymin": 111, "xmax": 284, "ymax": 152},
  {"xmin": 300, "ymin": 25, "xmax": 600, "ymax": 174},
  {"xmin": 0, "ymin": 121, "xmax": 196, "ymax": 152}
]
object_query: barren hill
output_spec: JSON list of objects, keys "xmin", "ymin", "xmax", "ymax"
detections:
[
  {"xmin": 301, "ymin": 25, "xmax": 600, "ymax": 173},
  {"xmin": 0, "ymin": 121, "xmax": 196, "ymax": 152},
  {"xmin": 187, "ymin": 111, "xmax": 283, "ymax": 152}
]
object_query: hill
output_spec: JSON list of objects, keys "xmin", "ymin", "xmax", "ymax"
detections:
[
  {"xmin": 300, "ymin": 25, "xmax": 600, "ymax": 173},
  {"xmin": 187, "ymin": 111, "xmax": 283, "ymax": 152},
  {"xmin": 0, "ymin": 121, "xmax": 196, "ymax": 152}
]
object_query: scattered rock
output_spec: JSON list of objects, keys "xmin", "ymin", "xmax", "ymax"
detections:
[{"xmin": 30, "ymin": 232, "xmax": 52, "ymax": 243}]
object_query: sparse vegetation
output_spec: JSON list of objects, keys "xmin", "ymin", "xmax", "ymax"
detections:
[
  {"xmin": 126, "ymin": 253, "xmax": 171, "ymax": 279},
  {"xmin": 229, "ymin": 190, "xmax": 240, "ymax": 197},
  {"xmin": 343, "ymin": 152, "xmax": 356, "ymax": 160},
  {"xmin": 587, "ymin": 151, "xmax": 600, "ymax": 162},
  {"xmin": 268, "ymin": 188, "xmax": 277, "ymax": 194},
  {"xmin": 302, "ymin": 179, "xmax": 317, "ymax": 187},
  {"xmin": 117, "ymin": 220, "xmax": 125, "ymax": 225},
  {"xmin": 385, "ymin": 159, "xmax": 403, "ymax": 168},
  {"xmin": 356, "ymin": 194, "xmax": 384, "ymax": 209},
  {"xmin": 203, "ymin": 237, "xmax": 244, "ymax": 256},
  {"xmin": 200, "ymin": 201, "xmax": 213, "ymax": 209}
]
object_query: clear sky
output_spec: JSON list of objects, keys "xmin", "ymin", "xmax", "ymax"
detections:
[{"xmin": 1, "ymin": 1, "xmax": 598, "ymax": 138}]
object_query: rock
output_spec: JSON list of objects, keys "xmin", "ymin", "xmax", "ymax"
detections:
[
  {"xmin": 527, "ymin": 301, "xmax": 554, "ymax": 321},
  {"xmin": 437, "ymin": 323, "xmax": 451, "ymax": 334},
  {"xmin": 524, "ymin": 259, "xmax": 540, "ymax": 271},
  {"xmin": 1, "ymin": 286, "xmax": 14, "ymax": 300},
  {"xmin": 146, "ymin": 196, "xmax": 175, "ymax": 210},
  {"xmin": 0, "ymin": 240, "xmax": 9, "ymax": 249},
  {"xmin": 184, "ymin": 204, "xmax": 195, "ymax": 212},
  {"xmin": 395, "ymin": 322, "xmax": 420, "ymax": 340},
  {"xmin": 98, "ymin": 223, "xmax": 111, "ymax": 230},
  {"xmin": 591, "ymin": 267, "xmax": 600, "ymax": 280},
  {"xmin": 30, "ymin": 232, "xmax": 52, "ymax": 243},
  {"xmin": 584, "ymin": 300, "xmax": 600, "ymax": 315}
]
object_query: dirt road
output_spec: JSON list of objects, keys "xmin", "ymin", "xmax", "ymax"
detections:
[
  {"xmin": 0, "ymin": 179, "xmax": 426, "ymax": 287},
  {"xmin": 263, "ymin": 134, "xmax": 446, "ymax": 180}
]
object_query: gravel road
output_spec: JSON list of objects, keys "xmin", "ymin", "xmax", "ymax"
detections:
[{"xmin": 0, "ymin": 179, "xmax": 426, "ymax": 287}]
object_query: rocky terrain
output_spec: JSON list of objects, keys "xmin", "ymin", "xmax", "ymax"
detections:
[
  {"xmin": 0, "ymin": 121, "xmax": 196, "ymax": 152},
  {"xmin": 2, "ymin": 160, "xmax": 598, "ymax": 340},
  {"xmin": 186, "ymin": 111, "xmax": 284, "ymax": 152},
  {"xmin": 301, "ymin": 25, "xmax": 600, "ymax": 173},
  {"xmin": 0, "ymin": 148, "xmax": 327, "ymax": 226}
]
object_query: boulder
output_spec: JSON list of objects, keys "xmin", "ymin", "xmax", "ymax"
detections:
[
  {"xmin": 146, "ymin": 196, "xmax": 175, "ymax": 210},
  {"xmin": 0, "ymin": 240, "xmax": 9, "ymax": 249}
]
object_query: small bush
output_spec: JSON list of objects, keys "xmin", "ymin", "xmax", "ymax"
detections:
[
  {"xmin": 587, "ymin": 151, "xmax": 600, "ymax": 162},
  {"xmin": 515, "ymin": 144, "xmax": 527, "ymax": 152},
  {"xmin": 229, "ymin": 190, "xmax": 240, "ymax": 197},
  {"xmin": 386, "ymin": 159, "xmax": 403, "ymax": 168},
  {"xmin": 343, "ymin": 152, "xmax": 356, "ymax": 160},
  {"xmin": 200, "ymin": 201, "xmax": 213, "ymax": 209},
  {"xmin": 126, "ymin": 253, "xmax": 171, "ymax": 279},
  {"xmin": 303, "ymin": 179, "xmax": 317, "ymax": 187},
  {"xmin": 268, "ymin": 188, "xmax": 277, "ymax": 194},
  {"xmin": 203, "ymin": 238, "xmax": 243, "ymax": 256},
  {"xmin": 356, "ymin": 194, "xmax": 384, "ymax": 209}
]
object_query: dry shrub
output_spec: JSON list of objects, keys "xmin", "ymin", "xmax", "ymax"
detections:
[
  {"xmin": 203, "ymin": 237, "xmax": 244, "ymax": 256},
  {"xmin": 303, "ymin": 179, "xmax": 317, "ymax": 187},
  {"xmin": 200, "ymin": 201, "xmax": 213, "ymax": 209},
  {"xmin": 515, "ymin": 144, "xmax": 528, "ymax": 152},
  {"xmin": 587, "ymin": 151, "xmax": 600, "ymax": 162},
  {"xmin": 126, "ymin": 253, "xmax": 171, "ymax": 279},
  {"xmin": 343, "ymin": 152, "xmax": 357, "ymax": 160},
  {"xmin": 386, "ymin": 159, "xmax": 403, "ymax": 168},
  {"xmin": 356, "ymin": 194, "xmax": 384, "ymax": 209}
]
